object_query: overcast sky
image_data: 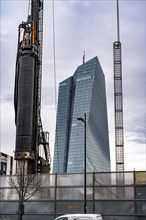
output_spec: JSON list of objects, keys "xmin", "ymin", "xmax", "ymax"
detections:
[{"xmin": 0, "ymin": 0, "xmax": 145, "ymax": 172}]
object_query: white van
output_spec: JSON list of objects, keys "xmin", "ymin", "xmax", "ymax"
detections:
[{"xmin": 54, "ymin": 214, "xmax": 103, "ymax": 220}]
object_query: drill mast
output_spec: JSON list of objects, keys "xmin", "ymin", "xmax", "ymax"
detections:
[{"xmin": 14, "ymin": 0, "xmax": 51, "ymax": 174}]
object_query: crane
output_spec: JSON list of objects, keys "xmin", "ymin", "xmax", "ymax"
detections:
[
  {"xmin": 113, "ymin": 0, "xmax": 124, "ymax": 174},
  {"xmin": 14, "ymin": 0, "xmax": 51, "ymax": 174},
  {"xmin": 113, "ymin": 0, "xmax": 125, "ymax": 198}
]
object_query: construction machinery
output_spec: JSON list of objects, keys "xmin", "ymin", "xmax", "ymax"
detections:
[
  {"xmin": 14, "ymin": 0, "xmax": 51, "ymax": 174},
  {"xmin": 113, "ymin": 0, "xmax": 125, "ymax": 199},
  {"xmin": 113, "ymin": 0, "xmax": 124, "ymax": 175}
]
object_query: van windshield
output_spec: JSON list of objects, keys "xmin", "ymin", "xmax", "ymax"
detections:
[{"xmin": 57, "ymin": 218, "xmax": 68, "ymax": 220}]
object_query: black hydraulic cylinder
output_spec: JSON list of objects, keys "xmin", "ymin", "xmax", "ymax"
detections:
[{"xmin": 15, "ymin": 48, "xmax": 37, "ymax": 159}]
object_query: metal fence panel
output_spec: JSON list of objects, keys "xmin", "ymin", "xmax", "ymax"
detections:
[
  {"xmin": 95, "ymin": 201, "xmax": 134, "ymax": 215},
  {"xmin": 102, "ymin": 216, "xmax": 135, "ymax": 220},
  {"xmin": 56, "ymin": 201, "xmax": 94, "ymax": 214},
  {"xmin": 35, "ymin": 188, "xmax": 55, "ymax": 200},
  {"xmin": 0, "ymin": 171, "xmax": 146, "ymax": 220},
  {"xmin": 56, "ymin": 187, "xmax": 93, "ymax": 200},
  {"xmin": 0, "ymin": 214, "xmax": 55, "ymax": 220},
  {"xmin": 136, "ymin": 201, "xmax": 146, "ymax": 215},
  {"xmin": 25, "ymin": 201, "xmax": 54, "ymax": 213},
  {"xmin": 94, "ymin": 186, "xmax": 134, "ymax": 199},
  {"xmin": 0, "ymin": 201, "xmax": 18, "ymax": 214},
  {"xmin": 57, "ymin": 174, "xmax": 93, "ymax": 186},
  {"xmin": 136, "ymin": 186, "xmax": 146, "ymax": 199}
]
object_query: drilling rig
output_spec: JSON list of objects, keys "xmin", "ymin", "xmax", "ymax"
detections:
[{"xmin": 14, "ymin": 0, "xmax": 51, "ymax": 174}]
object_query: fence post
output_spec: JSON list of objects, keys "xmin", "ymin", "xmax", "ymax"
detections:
[
  {"xmin": 93, "ymin": 172, "xmax": 96, "ymax": 213},
  {"xmin": 134, "ymin": 169, "xmax": 137, "ymax": 220},
  {"xmin": 54, "ymin": 173, "xmax": 57, "ymax": 218}
]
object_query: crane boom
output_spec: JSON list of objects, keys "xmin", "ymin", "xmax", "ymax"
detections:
[{"xmin": 14, "ymin": 0, "xmax": 51, "ymax": 174}]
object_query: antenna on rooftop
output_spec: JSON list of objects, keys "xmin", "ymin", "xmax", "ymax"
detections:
[{"xmin": 83, "ymin": 50, "xmax": 85, "ymax": 64}]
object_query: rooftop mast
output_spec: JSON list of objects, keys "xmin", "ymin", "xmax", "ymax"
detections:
[{"xmin": 83, "ymin": 50, "xmax": 85, "ymax": 64}]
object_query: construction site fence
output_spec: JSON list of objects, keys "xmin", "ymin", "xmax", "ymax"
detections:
[{"xmin": 0, "ymin": 171, "xmax": 146, "ymax": 220}]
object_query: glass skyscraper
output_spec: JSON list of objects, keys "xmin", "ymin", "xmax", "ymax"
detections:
[{"xmin": 53, "ymin": 57, "xmax": 111, "ymax": 173}]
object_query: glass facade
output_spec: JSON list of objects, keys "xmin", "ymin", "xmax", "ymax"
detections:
[{"xmin": 53, "ymin": 57, "xmax": 111, "ymax": 173}]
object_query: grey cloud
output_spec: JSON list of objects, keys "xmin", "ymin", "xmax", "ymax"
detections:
[
  {"xmin": 125, "ymin": 113, "xmax": 146, "ymax": 145},
  {"xmin": 1, "ymin": 95, "xmax": 13, "ymax": 104},
  {"xmin": 129, "ymin": 137, "xmax": 145, "ymax": 145}
]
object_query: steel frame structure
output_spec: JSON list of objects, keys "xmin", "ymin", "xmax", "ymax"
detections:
[
  {"xmin": 113, "ymin": 41, "xmax": 124, "ymax": 173},
  {"xmin": 113, "ymin": 0, "xmax": 124, "ymax": 175}
]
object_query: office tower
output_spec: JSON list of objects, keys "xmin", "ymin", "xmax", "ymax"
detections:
[{"xmin": 53, "ymin": 57, "xmax": 111, "ymax": 173}]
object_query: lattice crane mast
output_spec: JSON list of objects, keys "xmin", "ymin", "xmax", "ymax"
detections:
[
  {"xmin": 14, "ymin": 0, "xmax": 51, "ymax": 174},
  {"xmin": 113, "ymin": 0, "xmax": 124, "ymax": 188}
]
